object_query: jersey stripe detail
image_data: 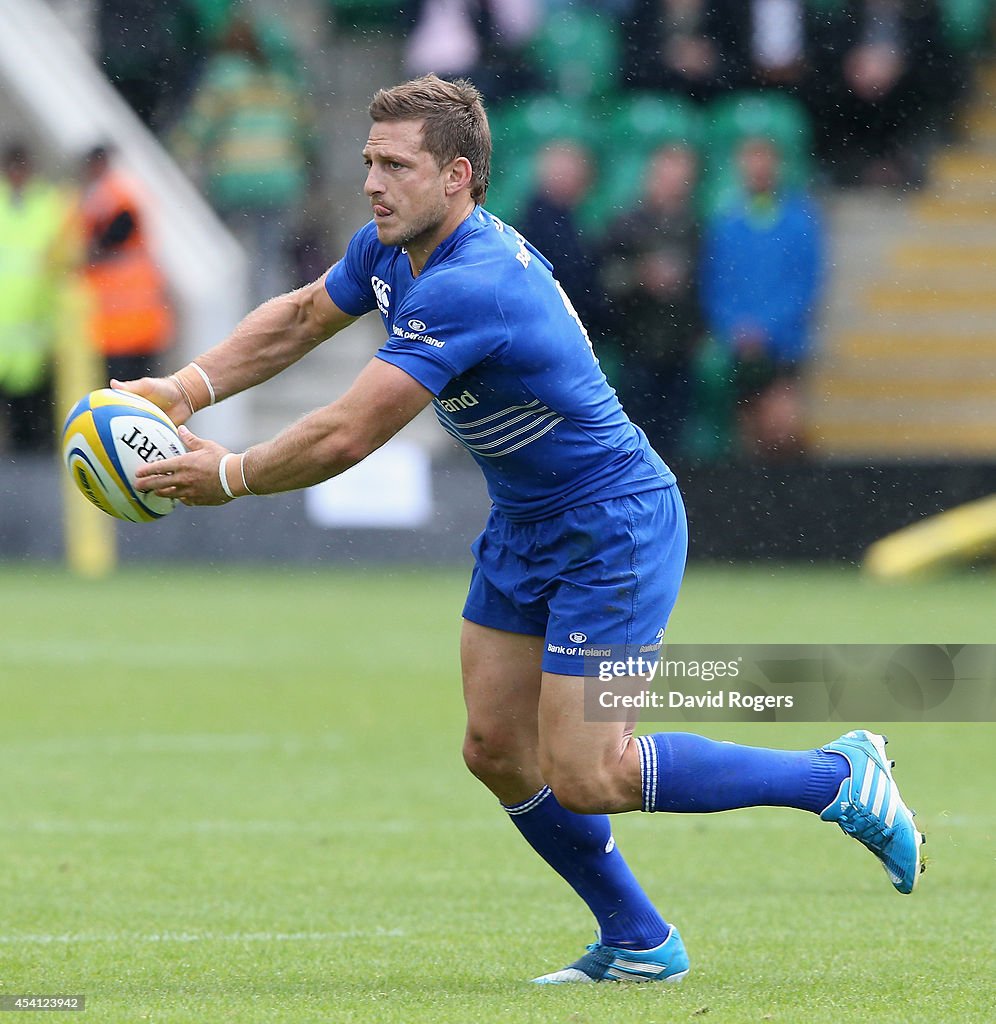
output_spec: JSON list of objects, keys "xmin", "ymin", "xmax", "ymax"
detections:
[
  {"xmin": 435, "ymin": 401, "xmax": 564, "ymax": 458},
  {"xmin": 439, "ymin": 409, "xmax": 561, "ymax": 451},
  {"xmin": 440, "ymin": 406, "xmax": 554, "ymax": 442},
  {"xmin": 437, "ymin": 413, "xmax": 564, "ymax": 458},
  {"xmin": 436, "ymin": 398, "xmax": 543, "ymax": 429}
]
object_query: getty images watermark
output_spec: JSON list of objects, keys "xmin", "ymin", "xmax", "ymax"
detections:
[{"xmin": 583, "ymin": 644, "xmax": 996, "ymax": 722}]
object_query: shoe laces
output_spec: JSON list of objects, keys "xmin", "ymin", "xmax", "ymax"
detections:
[
  {"xmin": 839, "ymin": 802, "xmax": 893, "ymax": 849},
  {"xmin": 580, "ymin": 943, "xmax": 616, "ymax": 969}
]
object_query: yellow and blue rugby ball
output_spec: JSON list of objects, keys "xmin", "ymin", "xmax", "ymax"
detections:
[{"xmin": 62, "ymin": 388, "xmax": 186, "ymax": 523}]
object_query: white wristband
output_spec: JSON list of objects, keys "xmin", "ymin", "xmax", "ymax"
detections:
[
  {"xmin": 169, "ymin": 373, "xmax": 195, "ymax": 414},
  {"xmin": 218, "ymin": 453, "xmax": 236, "ymax": 499},
  {"xmin": 190, "ymin": 362, "xmax": 216, "ymax": 406},
  {"xmin": 239, "ymin": 451, "xmax": 257, "ymax": 495}
]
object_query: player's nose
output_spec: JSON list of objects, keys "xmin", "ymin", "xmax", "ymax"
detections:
[{"xmin": 363, "ymin": 167, "xmax": 382, "ymax": 197}]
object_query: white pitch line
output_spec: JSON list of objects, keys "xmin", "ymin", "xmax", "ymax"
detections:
[
  {"xmin": 1, "ymin": 813, "xmax": 983, "ymax": 839},
  {"xmin": 618, "ymin": 812, "xmax": 987, "ymax": 830},
  {"xmin": 0, "ymin": 639, "xmax": 279, "ymax": 666},
  {"xmin": 2, "ymin": 818, "xmax": 432, "ymax": 836},
  {"xmin": 0, "ymin": 928, "xmax": 405, "ymax": 945},
  {"xmin": 0, "ymin": 733, "xmax": 344, "ymax": 756}
]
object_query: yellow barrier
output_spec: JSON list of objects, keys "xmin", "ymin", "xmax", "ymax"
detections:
[
  {"xmin": 55, "ymin": 277, "xmax": 116, "ymax": 578},
  {"xmin": 864, "ymin": 494, "xmax": 996, "ymax": 580}
]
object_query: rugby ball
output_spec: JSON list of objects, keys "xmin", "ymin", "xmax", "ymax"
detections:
[{"xmin": 62, "ymin": 388, "xmax": 186, "ymax": 523}]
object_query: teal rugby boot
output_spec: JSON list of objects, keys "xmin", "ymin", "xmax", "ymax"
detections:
[{"xmin": 821, "ymin": 730, "xmax": 925, "ymax": 894}]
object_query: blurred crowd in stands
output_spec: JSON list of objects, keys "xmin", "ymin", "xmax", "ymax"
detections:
[
  {"xmin": 1, "ymin": 0, "xmax": 992, "ymax": 462},
  {"xmin": 399, "ymin": 0, "xmax": 985, "ymax": 459},
  {"xmin": 405, "ymin": 0, "xmax": 970, "ymax": 189}
]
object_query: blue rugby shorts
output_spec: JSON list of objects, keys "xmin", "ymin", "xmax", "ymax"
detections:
[{"xmin": 462, "ymin": 485, "xmax": 688, "ymax": 675}]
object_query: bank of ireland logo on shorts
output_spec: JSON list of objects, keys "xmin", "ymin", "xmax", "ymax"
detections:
[
  {"xmin": 408, "ymin": 318, "xmax": 426, "ymax": 332},
  {"xmin": 569, "ymin": 632, "xmax": 588, "ymax": 644},
  {"xmin": 372, "ymin": 276, "xmax": 391, "ymax": 316}
]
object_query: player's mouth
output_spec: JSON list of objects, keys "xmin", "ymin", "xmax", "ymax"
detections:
[{"xmin": 373, "ymin": 204, "xmax": 392, "ymax": 218}]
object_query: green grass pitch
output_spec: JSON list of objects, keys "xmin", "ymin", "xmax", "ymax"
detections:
[{"xmin": 0, "ymin": 563, "xmax": 992, "ymax": 1023}]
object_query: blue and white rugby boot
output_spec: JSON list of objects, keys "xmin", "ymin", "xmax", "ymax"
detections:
[
  {"xmin": 532, "ymin": 926, "xmax": 689, "ymax": 984},
  {"xmin": 820, "ymin": 730, "xmax": 925, "ymax": 894}
]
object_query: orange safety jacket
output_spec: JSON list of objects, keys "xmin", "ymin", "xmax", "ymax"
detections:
[{"xmin": 80, "ymin": 170, "xmax": 173, "ymax": 356}]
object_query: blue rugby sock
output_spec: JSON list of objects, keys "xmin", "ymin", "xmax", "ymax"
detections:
[
  {"xmin": 504, "ymin": 786, "xmax": 669, "ymax": 950},
  {"xmin": 635, "ymin": 732, "xmax": 849, "ymax": 814}
]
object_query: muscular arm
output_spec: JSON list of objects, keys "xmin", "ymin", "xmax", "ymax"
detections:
[
  {"xmin": 114, "ymin": 274, "xmax": 357, "ymax": 422},
  {"xmin": 192, "ymin": 275, "xmax": 357, "ymax": 403},
  {"xmin": 135, "ymin": 358, "xmax": 435, "ymax": 504},
  {"xmin": 238, "ymin": 357, "xmax": 434, "ymax": 493}
]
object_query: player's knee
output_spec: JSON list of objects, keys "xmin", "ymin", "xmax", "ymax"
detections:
[{"xmin": 462, "ymin": 728, "xmax": 522, "ymax": 787}]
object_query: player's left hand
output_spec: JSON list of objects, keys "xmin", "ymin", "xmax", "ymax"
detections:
[{"xmin": 134, "ymin": 425, "xmax": 234, "ymax": 506}]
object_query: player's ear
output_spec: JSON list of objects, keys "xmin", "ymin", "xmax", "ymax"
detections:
[{"xmin": 445, "ymin": 156, "xmax": 473, "ymax": 196}]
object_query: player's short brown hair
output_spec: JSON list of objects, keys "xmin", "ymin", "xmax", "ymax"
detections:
[{"xmin": 369, "ymin": 74, "xmax": 491, "ymax": 205}]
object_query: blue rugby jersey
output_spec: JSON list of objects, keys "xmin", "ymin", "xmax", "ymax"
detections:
[{"xmin": 325, "ymin": 207, "xmax": 675, "ymax": 522}]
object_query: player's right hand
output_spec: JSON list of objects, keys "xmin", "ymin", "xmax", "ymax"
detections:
[
  {"xmin": 110, "ymin": 376, "xmax": 193, "ymax": 426},
  {"xmin": 134, "ymin": 425, "xmax": 234, "ymax": 506}
]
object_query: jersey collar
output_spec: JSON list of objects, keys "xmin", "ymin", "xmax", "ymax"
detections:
[{"xmin": 411, "ymin": 208, "xmax": 483, "ymax": 277}]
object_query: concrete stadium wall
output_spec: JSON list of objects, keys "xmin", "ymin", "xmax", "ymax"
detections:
[
  {"xmin": 4, "ymin": 456, "xmax": 995, "ymax": 567},
  {"xmin": 675, "ymin": 460, "xmax": 996, "ymax": 562}
]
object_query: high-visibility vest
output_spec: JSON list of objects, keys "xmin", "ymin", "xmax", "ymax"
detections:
[
  {"xmin": 80, "ymin": 170, "xmax": 173, "ymax": 357},
  {"xmin": 0, "ymin": 178, "xmax": 73, "ymax": 394}
]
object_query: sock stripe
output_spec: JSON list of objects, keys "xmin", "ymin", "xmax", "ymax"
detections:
[
  {"xmin": 636, "ymin": 735, "xmax": 657, "ymax": 812},
  {"xmin": 503, "ymin": 785, "xmax": 553, "ymax": 817}
]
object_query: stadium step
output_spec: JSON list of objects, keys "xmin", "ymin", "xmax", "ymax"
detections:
[
  {"xmin": 835, "ymin": 330, "xmax": 996, "ymax": 361},
  {"xmin": 932, "ymin": 152, "xmax": 996, "ymax": 191},
  {"xmin": 963, "ymin": 106, "xmax": 996, "ymax": 141},
  {"xmin": 864, "ymin": 282, "xmax": 996, "ymax": 313},
  {"xmin": 810, "ymin": 56, "xmax": 996, "ymax": 461},
  {"xmin": 809, "ymin": 419, "xmax": 996, "ymax": 458},
  {"xmin": 913, "ymin": 194, "xmax": 996, "ymax": 223},
  {"xmin": 817, "ymin": 373, "xmax": 996, "ymax": 401},
  {"xmin": 890, "ymin": 243, "xmax": 996, "ymax": 272}
]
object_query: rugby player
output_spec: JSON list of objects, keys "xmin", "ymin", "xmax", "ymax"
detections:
[{"xmin": 123, "ymin": 75, "xmax": 924, "ymax": 983}]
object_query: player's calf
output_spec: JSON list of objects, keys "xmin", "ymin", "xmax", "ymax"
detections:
[{"xmin": 541, "ymin": 763, "xmax": 635, "ymax": 815}]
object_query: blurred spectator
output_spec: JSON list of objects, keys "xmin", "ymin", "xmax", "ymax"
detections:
[
  {"xmin": 621, "ymin": 0, "xmax": 733, "ymax": 101},
  {"xmin": 403, "ymin": 0, "xmax": 543, "ymax": 104},
  {"xmin": 701, "ymin": 137, "xmax": 824, "ymax": 458},
  {"xmin": 171, "ymin": 12, "xmax": 318, "ymax": 306},
  {"xmin": 79, "ymin": 145, "xmax": 174, "ymax": 383},
  {"xmin": 0, "ymin": 143, "xmax": 75, "ymax": 454},
  {"xmin": 808, "ymin": 0, "xmax": 959, "ymax": 186},
  {"xmin": 599, "ymin": 144, "xmax": 703, "ymax": 457},
  {"xmin": 97, "ymin": 0, "xmax": 209, "ymax": 130},
  {"xmin": 517, "ymin": 140, "xmax": 602, "ymax": 334},
  {"xmin": 717, "ymin": 0, "xmax": 816, "ymax": 94},
  {"xmin": 623, "ymin": 0, "xmax": 826, "ymax": 100}
]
